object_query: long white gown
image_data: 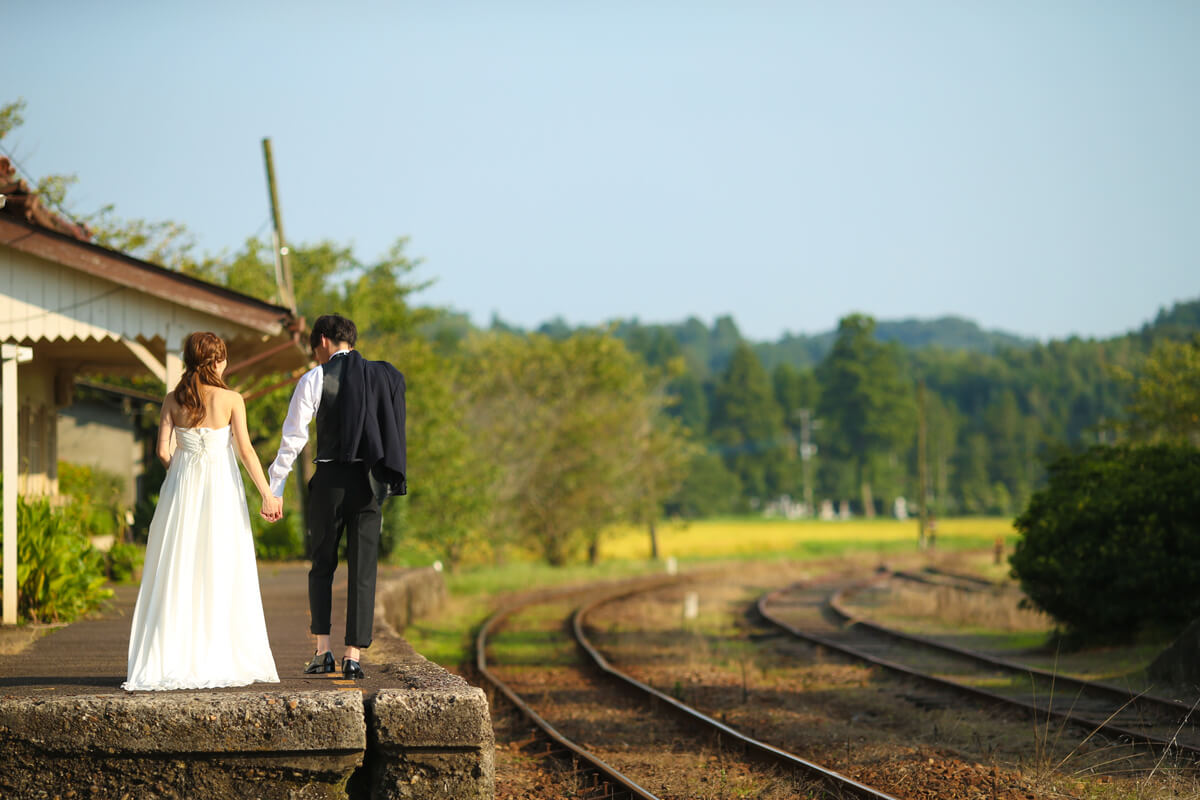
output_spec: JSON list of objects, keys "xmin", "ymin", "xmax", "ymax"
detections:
[{"xmin": 123, "ymin": 425, "xmax": 280, "ymax": 691}]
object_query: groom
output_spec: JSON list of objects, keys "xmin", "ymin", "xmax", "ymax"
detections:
[{"xmin": 262, "ymin": 313, "xmax": 406, "ymax": 679}]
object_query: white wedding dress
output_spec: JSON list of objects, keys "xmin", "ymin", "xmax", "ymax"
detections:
[{"xmin": 123, "ymin": 425, "xmax": 280, "ymax": 691}]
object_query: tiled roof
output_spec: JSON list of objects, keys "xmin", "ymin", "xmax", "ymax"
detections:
[{"xmin": 0, "ymin": 156, "xmax": 91, "ymax": 242}]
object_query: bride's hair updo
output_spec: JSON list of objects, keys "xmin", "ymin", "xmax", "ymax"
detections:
[{"xmin": 174, "ymin": 332, "xmax": 231, "ymax": 427}]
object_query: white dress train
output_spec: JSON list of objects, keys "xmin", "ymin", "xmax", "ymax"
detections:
[{"xmin": 123, "ymin": 425, "xmax": 280, "ymax": 691}]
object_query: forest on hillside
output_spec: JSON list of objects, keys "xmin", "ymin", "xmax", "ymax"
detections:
[{"xmin": 431, "ymin": 298, "xmax": 1200, "ymax": 522}]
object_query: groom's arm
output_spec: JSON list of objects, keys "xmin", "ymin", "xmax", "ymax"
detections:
[{"xmin": 267, "ymin": 366, "xmax": 322, "ymax": 497}]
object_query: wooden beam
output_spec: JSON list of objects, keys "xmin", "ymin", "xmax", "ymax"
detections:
[{"xmin": 120, "ymin": 337, "xmax": 166, "ymax": 383}]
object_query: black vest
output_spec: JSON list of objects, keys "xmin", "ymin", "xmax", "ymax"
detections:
[{"xmin": 315, "ymin": 355, "xmax": 348, "ymax": 462}]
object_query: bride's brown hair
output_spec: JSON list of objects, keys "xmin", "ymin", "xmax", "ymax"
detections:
[{"xmin": 173, "ymin": 332, "xmax": 230, "ymax": 427}]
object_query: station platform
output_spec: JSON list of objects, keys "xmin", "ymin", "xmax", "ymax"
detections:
[{"xmin": 0, "ymin": 563, "xmax": 493, "ymax": 799}]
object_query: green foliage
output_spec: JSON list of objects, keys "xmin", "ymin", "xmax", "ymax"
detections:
[
  {"xmin": 1010, "ymin": 444, "xmax": 1200, "ymax": 640},
  {"xmin": 462, "ymin": 330, "xmax": 688, "ymax": 566},
  {"xmin": 0, "ymin": 98, "xmax": 26, "ymax": 138},
  {"xmin": 816, "ymin": 314, "xmax": 916, "ymax": 512},
  {"xmin": 252, "ymin": 509, "xmax": 307, "ymax": 561},
  {"xmin": 709, "ymin": 343, "xmax": 792, "ymax": 503},
  {"xmin": 666, "ymin": 451, "xmax": 743, "ymax": 518},
  {"xmin": 106, "ymin": 542, "xmax": 144, "ymax": 584},
  {"xmin": 85, "ymin": 206, "xmax": 200, "ymax": 270},
  {"xmin": 380, "ymin": 336, "xmax": 494, "ymax": 569},
  {"xmin": 1117, "ymin": 336, "xmax": 1200, "ymax": 446},
  {"xmin": 0, "ymin": 497, "xmax": 113, "ymax": 623},
  {"xmin": 57, "ymin": 461, "xmax": 126, "ymax": 538}
]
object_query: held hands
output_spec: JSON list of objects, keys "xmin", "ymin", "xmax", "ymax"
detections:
[{"xmin": 260, "ymin": 494, "xmax": 284, "ymax": 523}]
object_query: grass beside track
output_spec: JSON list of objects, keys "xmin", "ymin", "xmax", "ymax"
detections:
[{"xmin": 403, "ymin": 516, "xmax": 1014, "ymax": 669}]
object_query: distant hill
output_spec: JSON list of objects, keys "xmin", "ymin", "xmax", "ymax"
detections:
[
  {"xmin": 1136, "ymin": 298, "xmax": 1200, "ymax": 343},
  {"xmin": 754, "ymin": 316, "xmax": 1037, "ymax": 372},
  {"xmin": 423, "ymin": 299, "xmax": 1198, "ymax": 376}
]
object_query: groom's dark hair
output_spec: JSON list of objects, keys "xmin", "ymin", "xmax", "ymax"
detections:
[{"xmin": 310, "ymin": 314, "xmax": 358, "ymax": 349}]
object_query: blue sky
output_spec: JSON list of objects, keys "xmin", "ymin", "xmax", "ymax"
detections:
[{"xmin": 6, "ymin": 1, "xmax": 1198, "ymax": 341}]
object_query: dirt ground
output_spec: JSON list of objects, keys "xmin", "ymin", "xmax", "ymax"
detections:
[{"xmin": 478, "ymin": 555, "xmax": 1200, "ymax": 800}]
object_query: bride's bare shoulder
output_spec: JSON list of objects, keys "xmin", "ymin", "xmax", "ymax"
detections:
[{"xmin": 217, "ymin": 386, "xmax": 246, "ymax": 405}]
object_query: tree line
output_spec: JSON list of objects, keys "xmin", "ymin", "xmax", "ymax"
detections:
[
  {"xmin": 432, "ymin": 301, "xmax": 1197, "ymax": 523},
  {"xmin": 69, "ymin": 223, "xmax": 1200, "ymax": 569}
]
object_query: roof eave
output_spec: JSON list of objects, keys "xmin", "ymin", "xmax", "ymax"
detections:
[{"xmin": 0, "ymin": 215, "xmax": 293, "ymax": 336}]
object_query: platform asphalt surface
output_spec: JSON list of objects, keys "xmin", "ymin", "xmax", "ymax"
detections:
[{"xmin": 0, "ymin": 563, "xmax": 413, "ymax": 697}]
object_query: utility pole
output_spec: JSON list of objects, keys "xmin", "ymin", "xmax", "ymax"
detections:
[
  {"xmin": 917, "ymin": 379, "xmax": 929, "ymax": 550},
  {"xmin": 262, "ymin": 138, "xmax": 297, "ymax": 314},
  {"xmin": 261, "ymin": 138, "xmax": 308, "ymax": 531}
]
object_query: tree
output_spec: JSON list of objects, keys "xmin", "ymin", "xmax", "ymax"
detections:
[
  {"xmin": 666, "ymin": 451, "xmax": 743, "ymax": 519},
  {"xmin": 380, "ymin": 337, "xmax": 493, "ymax": 570},
  {"xmin": 614, "ymin": 387, "xmax": 694, "ymax": 561},
  {"xmin": 708, "ymin": 343, "xmax": 791, "ymax": 505},
  {"xmin": 1119, "ymin": 336, "xmax": 1200, "ymax": 446},
  {"xmin": 667, "ymin": 370, "xmax": 708, "ymax": 435},
  {"xmin": 462, "ymin": 331, "xmax": 683, "ymax": 566},
  {"xmin": 922, "ymin": 389, "xmax": 960, "ymax": 514},
  {"xmin": 816, "ymin": 315, "xmax": 916, "ymax": 517}
]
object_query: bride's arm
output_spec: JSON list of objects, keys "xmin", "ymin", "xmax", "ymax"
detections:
[
  {"xmin": 230, "ymin": 392, "xmax": 273, "ymax": 500},
  {"xmin": 156, "ymin": 395, "xmax": 177, "ymax": 468}
]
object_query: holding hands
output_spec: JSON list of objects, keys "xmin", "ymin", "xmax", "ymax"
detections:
[{"xmin": 260, "ymin": 494, "xmax": 283, "ymax": 523}]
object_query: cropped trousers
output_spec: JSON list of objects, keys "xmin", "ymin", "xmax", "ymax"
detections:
[{"xmin": 307, "ymin": 461, "xmax": 382, "ymax": 648}]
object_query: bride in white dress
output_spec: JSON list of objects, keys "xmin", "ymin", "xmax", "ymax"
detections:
[{"xmin": 124, "ymin": 332, "xmax": 280, "ymax": 691}]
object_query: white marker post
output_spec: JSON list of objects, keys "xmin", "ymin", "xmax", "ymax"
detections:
[{"xmin": 2, "ymin": 344, "xmax": 33, "ymax": 625}]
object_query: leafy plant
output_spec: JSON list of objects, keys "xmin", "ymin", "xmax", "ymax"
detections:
[
  {"xmin": 0, "ymin": 497, "xmax": 113, "ymax": 623},
  {"xmin": 57, "ymin": 461, "xmax": 126, "ymax": 539},
  {"xmin": 252, "ymin": 507, "xmax": 306, "ymax": 561},
  {"xmin": 106, "ymin": 541, "xmax": 144, "ymax": 584}
]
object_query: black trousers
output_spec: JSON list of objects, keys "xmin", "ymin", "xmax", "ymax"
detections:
[{"xmin": 307, "ymin": 462, "xmax": 382, "ymax": 648}]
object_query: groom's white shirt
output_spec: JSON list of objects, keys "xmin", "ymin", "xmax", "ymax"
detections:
[{"xmin": 267, "ymin": 350, "xmax": 352, "ymax": 497}]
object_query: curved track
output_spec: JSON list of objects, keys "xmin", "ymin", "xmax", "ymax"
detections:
[
  {"xmin": 476, "ymin": 580, "xmax": 663, "ymax": 800},
  {"xmin": 476, "ymin": 575, "xmax": 902, "ymax": 800},
  {"xmin": 759, "ymin": 575, "xmax": 1200, "ymax": 761}
]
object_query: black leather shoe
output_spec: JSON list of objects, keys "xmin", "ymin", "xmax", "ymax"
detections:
[
  {"xmin": 304, "ymin": 651, "xmax": 335, "ymax": 674},
  {"xmin": 342, "ymin": 658, "xmax": 365, "ymax": 679}
]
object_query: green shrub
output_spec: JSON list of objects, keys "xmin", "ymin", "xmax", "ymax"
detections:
[
  {"xmin": 106, "ymin": 541, "xmax": 144, "ymax": 584},
  {"xmin": 57, "ymin": 461, "xmax": 126, "ymax": 538},
  {"xmin": 0, "ymin": 497, "xmax": 113, "ymax": 623},
  {"xmin": 253, "ymin": 508, "xmax": 306, "ymax": 561},
  {"xmin": 1010, "ymin": 444, "xmax": 1200, "ymax": 641}
]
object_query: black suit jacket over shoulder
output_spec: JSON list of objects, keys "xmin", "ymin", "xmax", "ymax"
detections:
[{"xmin": 337, "ymin": 349, "xmax": 407, "ymax": 497}]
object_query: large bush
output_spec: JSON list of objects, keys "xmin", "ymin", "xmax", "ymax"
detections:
[{"xmin": 1010, "ymin": 444, "xmax": 1200, "ymax": 640}]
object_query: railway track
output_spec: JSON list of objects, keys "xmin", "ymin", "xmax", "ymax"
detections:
[
  {"xmin": 476, "ymin": 574, "xmax": 902, "ymax": 799},
  {"xmin": 759, "ymin": 575, "xmax": 1200, "ymax": 762}
]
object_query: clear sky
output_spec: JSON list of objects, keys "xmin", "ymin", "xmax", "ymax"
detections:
[{"xmin": 6, "ymin": 1, "xmax": 1198, "ymax": 342}]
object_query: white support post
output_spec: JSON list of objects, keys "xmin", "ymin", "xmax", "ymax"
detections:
[
  {"xmin": 2, "ymin": 343, "xmax": 33, "ymax": 626},
  {"xmin": 165, "ymin": 332, "xmax": 183, "ymax": 394}
]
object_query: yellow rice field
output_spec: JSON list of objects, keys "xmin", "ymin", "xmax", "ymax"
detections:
[{"xmin": 598, "ymin": 517, "xmax": 1016, "ymax": 561}]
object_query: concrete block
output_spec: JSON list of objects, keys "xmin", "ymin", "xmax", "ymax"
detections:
[
  {"xmin": 378, "ymin": 568, "xmax": 447, "ymax": 632},
  {"xmin": 368, "ymin": 669, "xmax": 493, "ymax": 799},
  {"xmin": 369, "ymin": 750, "xmax": 495, "ymax": 800},
  {"xmin": 0, "ymin": 689, "xmax": 366, "ymax": 754},
  {"xmin": 0, "ymin": 691, "xmax": 366, "ymax": 799}
]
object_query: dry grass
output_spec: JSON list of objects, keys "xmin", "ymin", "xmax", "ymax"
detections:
[{"xmin": 871, "ymin": 582, "xmax": 1053, "ymax": 632}]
